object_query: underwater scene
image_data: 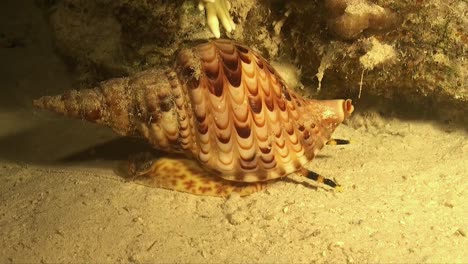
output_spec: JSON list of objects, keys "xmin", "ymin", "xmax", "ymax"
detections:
[{"xmin": 0, "ymin": 0, "xmax": 466, "ymax": 262}]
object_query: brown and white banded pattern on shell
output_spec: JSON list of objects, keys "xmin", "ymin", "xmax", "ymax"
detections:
[{"xmin": 34, "ymin": 39, "xmax": 354, "ymax": 185}]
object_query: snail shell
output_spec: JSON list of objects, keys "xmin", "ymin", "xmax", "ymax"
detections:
[{"xmin": 34, "ymin": 39, "xmax": 354, "ymax": 183}]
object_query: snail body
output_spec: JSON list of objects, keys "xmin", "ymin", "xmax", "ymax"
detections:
[{"xmin": 34, "ymin": 39, "xmax": 354, "ymax": 196}]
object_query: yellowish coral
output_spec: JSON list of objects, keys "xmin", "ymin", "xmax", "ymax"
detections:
[
  {"xmin": 325, "ymin": 0, "xmax": 399, "ymax": 40},
  {"xmin": 199, "ymin": 0, "xmax": 236, "ymax": 38},
  {"xmin": 359, "ymin": 37, "xmax": 397, "ymax": 70}
]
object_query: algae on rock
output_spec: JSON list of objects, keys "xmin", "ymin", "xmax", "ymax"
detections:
[{"xmin": 38, "ymin": 0, "xmax": 467, "ymax": 124}]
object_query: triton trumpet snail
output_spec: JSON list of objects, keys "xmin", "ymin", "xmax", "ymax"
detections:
[{"xmin": 34, "ymin": 39, "xmax": 354, "ymax": 197}]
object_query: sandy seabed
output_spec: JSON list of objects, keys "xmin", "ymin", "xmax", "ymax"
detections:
[{"xmin": 0, "ymin": 1, "xmax": 467, "ymax": 263}]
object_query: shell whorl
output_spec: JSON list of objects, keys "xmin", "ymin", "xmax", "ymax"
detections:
[{"xmin": 33, "ymin": 39, "xmax": 354, "ymax": 182}]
